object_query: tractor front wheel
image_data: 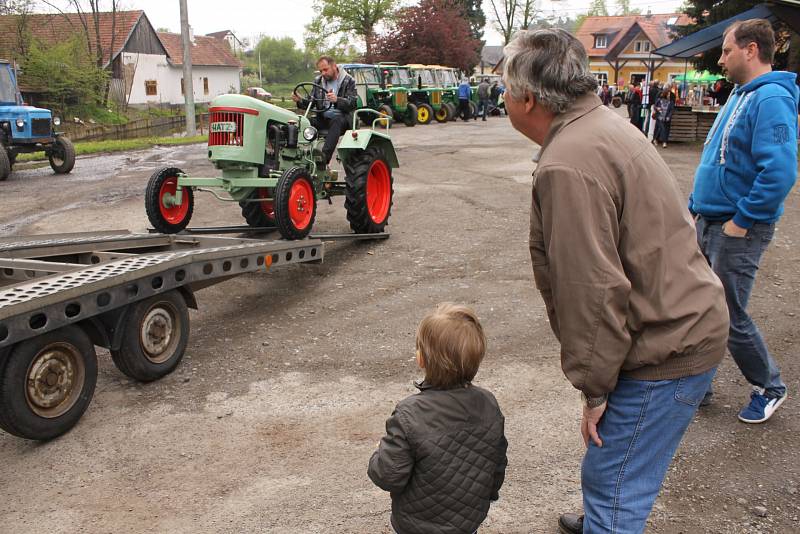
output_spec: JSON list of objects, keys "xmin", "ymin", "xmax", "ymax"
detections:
[
  {"xmin": 274, "ymin": 167, "xmax": 317, "ymax": 240},
  {"xmin": 434, "ymin": 105, "xmax": 449, "ymax": 123},
  {"xmin": 240, "ymin": 188, "xmax": 276, "ymax": 228},
  {"xmin": 417, "ymin": 103, "xmax": 433, "ymax": 125},
  {"xmin": 404, "ymin": 104, "xmax": 418, "ymax": 127},
  {"xmin": 378, "ymin": 104, "xmax": 393, "ymax": 128},
  {"xmin": 0, "ymin": 145, "xmax": 9, "ymax": 182},
  {"xmin": 48, "ymin": 136, "xmax": 76, "ymax": 174},
  {"xmin": 145, "ymin": 167, "xmax": 194, "ymax": 234},
  {"xmin": 468, "ymin": 101, "xmax": 478, "ymax": 119},
  {"xmin": 446, "ymin": 103, "xmax": 458, "ymax": 122},
  {"xmin": 344, "ymin": 146, "xmax": 393, "ymax": 234}
]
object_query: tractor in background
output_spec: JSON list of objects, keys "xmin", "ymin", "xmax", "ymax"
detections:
[
  {"xmin": 145, "ymin": 83, "xmax": 398, "ymax": 240},
  {"xmin": 380, "ymin": 63, "xmax": 450, "ymax": 125},
  {"xmin": 0, "ymin": 59, "xmax": 75, "ymax": 181},
  {"xmin": 342, "ymin": 63, "xmax": 417, "ymax": 127}
]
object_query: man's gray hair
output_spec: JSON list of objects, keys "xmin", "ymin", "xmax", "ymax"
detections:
[{"xmin": 503, "ymin": 29, "xmax": 597, "ymax": 114}]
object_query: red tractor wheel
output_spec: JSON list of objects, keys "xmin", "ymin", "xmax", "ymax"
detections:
[
  {"xmin": 145, "ymin": 167, "xmax": 194, "ymax": 234},
  {"xmin": 273, "ymin": 167, "xmax": 316, "ymax": 240},
  {"xmin": 240, "ymin": 188, "xmax": 276, "ymax": 228},
  {"xmin": 344, "ymin": 146, "xmax": 393, "ymax": 234}
]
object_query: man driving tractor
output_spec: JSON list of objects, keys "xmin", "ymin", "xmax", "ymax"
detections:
[{"xmin": 292, "ymin": 55, "xmax": 358, "ymax": 165}]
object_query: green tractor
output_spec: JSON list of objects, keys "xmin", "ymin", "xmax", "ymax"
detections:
[
  {"xmin": 145, "ymin": 82, "xmax": 398, "ymax": 240},
  {"xmin": 380, "ymin": 63, "xmax": 451, "ymax": 125},
  {"xmin": 342, "ymin": 63, "xmax": 416, "ymax": 127},
  {"xmin": 429, "ymin": 65, "xmax": 463, "ymax": 121},
  {"xmin": 407, "ymin": 64, "xmax": 454, "ymax": 124}
]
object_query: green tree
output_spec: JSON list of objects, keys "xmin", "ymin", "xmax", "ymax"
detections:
[
  {"xmin": 616, "ymin": 0, "xmax": 640, "ymax": 15},
  {"xmin": 21, "ymin": 35, "xmax": 108, "ymax": 112},
  {"xmin": 451, "ymin": 0, "xmax": 485, "ymax": 41},
  {"xmin": 588, "ymin": 0, "xmax": 608, "ymax": 16},
  {"xmin": 250, "ymin": 37, "xmax": 307, "ymax": 84},
  {"xmin": 305, "ymin": 0, "xmax": 397, "ymax": 63}
]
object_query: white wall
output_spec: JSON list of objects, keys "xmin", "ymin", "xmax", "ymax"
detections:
[{"xmin": 121, "ymin": 52, "xmax": 240, "ymax": 106}]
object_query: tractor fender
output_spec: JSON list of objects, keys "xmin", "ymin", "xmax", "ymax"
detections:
[{"xmin": 337, "ymin": 130, "xmax": 399, "ymax": 168}]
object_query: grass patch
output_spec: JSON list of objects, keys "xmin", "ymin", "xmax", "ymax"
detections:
[{"xmin": 16, "ymin": 134, "xmax": 208, "ymax": 163}]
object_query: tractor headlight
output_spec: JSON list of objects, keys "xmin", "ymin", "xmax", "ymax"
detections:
[
  {"xmin": 15, "ymin": 118, "xmax": 24, "ymax": 129},
  {"xmin": 53, "ymin": 117, "xmax": 61, "ymax": 126},
  {"xmin": 302, "ymin": 126, "xmax": 318, "ymax": 142}
]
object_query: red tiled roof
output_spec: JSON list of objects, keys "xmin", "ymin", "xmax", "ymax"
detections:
[
  {"xmin": 576, "ymin": 13, "xmax": 692, "ymax": 57},
  {"xmin": 157, "ymin": 32, "xmax": 241, "ymax": 68},
  {"xmin": 0, "ymin": 10, "xmax": 145, "ymax": 67}
]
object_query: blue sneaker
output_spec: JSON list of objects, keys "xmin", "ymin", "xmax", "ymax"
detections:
[{"xmin": 738, "ymin": 387, "xmax": 787, "ymax": 424}]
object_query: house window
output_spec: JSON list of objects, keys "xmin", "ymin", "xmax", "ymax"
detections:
[
  {"xmin": 594, "ymin": 35, "xmax": 607, "ymax": 49},
  {"xmin": 634, "ymin": 40, "xmax": 651, "ymax": 53},
  {"xmin": 203, "ymin": 77, "xmax": 209, "ymax": 95},
  {"xmin": 593, "ymin": 72, "xmax": 608, "ymax": 85},
  {"xmin": 145, "ymin": 80, "xmax": 157, "ymax": 96}
]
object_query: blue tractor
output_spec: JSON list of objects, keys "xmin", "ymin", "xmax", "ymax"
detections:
[{"xmin": 0, "ymin": 59, "xmax": 75, "ymax": 181}]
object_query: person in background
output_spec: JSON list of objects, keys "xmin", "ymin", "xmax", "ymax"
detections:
[
  {"xmin": 599, "ymin": 83, "xmax": 612, "ymax": 106},
  {"xmin": 477, "ymin": 77, "xmax": 492, "ymax": 121},
  {"xmin": 653, "ymin": 88, "xmax": 675, "ymax": 148},
  {"xmin": 691, "ymin": 18, "xmax": 798, "ymax": 423},
  {"xmin": 458, "ymin": 78, "xmax": 472, "ymax": 121},
  {"xmin": 627, "ymin": 81, "xmax": 643, "ymax": 131}
]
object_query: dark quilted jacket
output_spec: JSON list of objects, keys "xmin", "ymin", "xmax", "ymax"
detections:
[{"xmin": 368, "ymin": 382, "xmax": 508, "ymax": 534}]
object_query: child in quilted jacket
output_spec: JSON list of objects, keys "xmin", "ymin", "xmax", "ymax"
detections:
[{"xmin": 368, "ymin": 303, "xmax": 508, "ymax": 534}]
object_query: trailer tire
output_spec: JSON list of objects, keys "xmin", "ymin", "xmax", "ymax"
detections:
[
  {"xmin": 273, "ymin": 167, "xmax": 316, "ymax": 240},
  {"xmin": 111, "ymin": 291, "xmax": 189, "ymax": 382},
  {"xmin": 344, "ymin": 146, "xmax": 393, "ymax": 234},
  {"xmin": 146, "ymin": 167, "xmax": 194, "ymax": 234},
  {"xmin": 0, "ymin": 145, "xmax": 10, "ymax": 181},
  {"xmin": 0, "ymin": 325, "xmax": 97, "ymax": 440},
  {"xmin": 240, "ymin": 188, "xmax": 276, "ymax": 228},
  {"xmin": 48, "ymin": 136, "xmax": 76, "ymax": 174}
]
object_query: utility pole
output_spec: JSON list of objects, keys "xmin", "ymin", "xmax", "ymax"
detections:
[
  {"xmin": 179, "ymin": 0, "xmax": 195, "ymax": 135},
  {"xmin": 258, "ymin": 48, "xmax": 262, "ymax": 86}
]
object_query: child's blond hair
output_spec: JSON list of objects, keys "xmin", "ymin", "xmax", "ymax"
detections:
[{"xmin": 415, "ymin": 303, "xmax": 486, "ymax": 388}]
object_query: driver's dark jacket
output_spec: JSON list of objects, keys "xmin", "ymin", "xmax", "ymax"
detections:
[{"xmin": 299, "ymin": 71, "xmax": 358, "ymax": 126}]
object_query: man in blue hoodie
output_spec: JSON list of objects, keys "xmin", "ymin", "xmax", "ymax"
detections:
[
  {"xmin": 458, "ymin": 78, "xmax": 472, "ymax": 121},
  {"xmin": 690, "ymin": 19, "xmax": 798, "ymax": 424}
]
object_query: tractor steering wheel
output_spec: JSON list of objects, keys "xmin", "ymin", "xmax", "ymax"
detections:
[{"xmin": 293, "ymin": 82, "xmax": 333, "ymax": 113}]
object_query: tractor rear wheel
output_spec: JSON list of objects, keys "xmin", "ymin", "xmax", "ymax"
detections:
[
  {"xmin": 417, "ymin": 103, "xmax": 433, "ymax": 125},
  {"xmin": 0, "ymin": 146, "xmax": 9, "ymax": 182},
  {"xmin": 468, "ymin": 101, "xmax": 477, "ymax": 119},
  {"xmin": 111, "ymin": 291, "xmax": 190, "ymax": 382},
  {"xmin": 0, "ymin": 325, "xmax": 97, "ymax": 440},
  {"xmin": 240, "ymin": 188, "xmax": 276, "ymax": 228},
  {"xmin": 404, "ymin": 104, "xmax": 418, "ymax": 127},
  {"xmin": 145, "ymin": 167, "xmax": 194, "ymax": 234},
  {"xmin": 48, "ymin": 136, "xmax": 76, "ymax": 174},
  {"xmin": 434, "ymin": 105, "xmax": 449, "ymax": 123},
  {"xmin": 378, "ymin": 104, "xmax": 393, "ymax": 128},
  {"xmin": 273, "ymin": 167, "xmax": 316, "ymax": 240},
  {"xmin": 446, "ymin": 103, "xmax": 458, "ymax": 122},
  {"xmin": 344, "ymin": 146, "xmax": 393, "ymax": 234}
]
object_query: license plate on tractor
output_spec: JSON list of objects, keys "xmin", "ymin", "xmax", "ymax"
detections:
[{"xmin": 211, "ymin": 122, "xmax": 237, "ymax": 133}]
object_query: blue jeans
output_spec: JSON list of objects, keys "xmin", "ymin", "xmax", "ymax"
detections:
[
  {"xmin": 695, "ymin": 217, "xmax": 785, "ymax": 397},
  {"xmin": 582, "ymin": 368, "xmax": 716, "ymax": 533},
  {"xmin": 478, "ymin": 98, "xmax": 490, "ymax": 119}
]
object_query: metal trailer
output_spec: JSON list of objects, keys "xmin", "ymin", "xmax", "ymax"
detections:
[{"xmin": 0, "ymin": 229, "xmax": 369, "ymax": 441}]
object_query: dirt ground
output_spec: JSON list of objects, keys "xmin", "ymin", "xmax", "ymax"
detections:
[{"xmin": 0, "ymin": 113, "xmax": 798, "ymax": 534}]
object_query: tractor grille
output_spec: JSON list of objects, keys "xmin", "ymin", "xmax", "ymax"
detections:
[
  {"xmin": 31, "ymin": 118, "xmax": 51, "ymax": 137},
  {"xmin": 431, "ymin": 91, "xmax": 442, "ymax": 105},
  {"xmin": 394, "ymin": 91, "xmax": 407, "ymax": 106},
  {"xmin": 208, "ymin": 110, "xmax": 244, "ymax": 147}
]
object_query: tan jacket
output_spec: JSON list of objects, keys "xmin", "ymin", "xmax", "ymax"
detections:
[{"xmin": 530, "ymin": 93, "xmax": 729, "ymax": 397}]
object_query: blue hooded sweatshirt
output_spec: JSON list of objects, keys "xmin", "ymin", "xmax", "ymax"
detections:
[{"xmin": 689, "ymin": 71, "xmax": 799, "ymax": 228}]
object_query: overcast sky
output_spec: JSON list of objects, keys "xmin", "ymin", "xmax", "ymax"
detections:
[{"xmin": 135, "ymin": 0, "xmax": 684, "ymax": 48}]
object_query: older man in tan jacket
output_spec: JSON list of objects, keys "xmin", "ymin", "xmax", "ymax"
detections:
[{"xmin": 502, "ymin": 29, "xmax": 729, "ymax": 534}]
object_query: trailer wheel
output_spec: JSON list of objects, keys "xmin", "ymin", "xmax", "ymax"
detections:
[
  {"xmin": 344, "ymin": 146, "xmax": 393, "ymax": 234},
  {"xmin": 273, "ymin": 167, "xmax": 316, "ymax": 240},
  {"xmin": 240, "ymin": 188, "xmax": 276, "ymax": 228},
  {"xmin": 0, "ymin": 145, "xmax": 10, "ymax": 181},
  {"xmin": 146, "ymin": 167, "xmax": 194, "ymax": 234},
  {"xmin": 48, "ymin": 136, "xmax": 76, "ymax": 174},
  {"xmin": 417, "ymin": 103, "xmax": 433, "ymax": 125},
  {"xmin": 111, "ymin": 291, "xmax": 190, "ymax": 382},
  {"xmin": 0, "ymin": 326, "xmax": 97, "ymax": 440},
  {"xmin": 403, "ymin": 104, "xmax": 417, "ymax": 127}
]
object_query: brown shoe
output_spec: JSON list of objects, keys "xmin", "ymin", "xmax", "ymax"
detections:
[{"xmin": 558, "ymin": 513, "xmax": 584, "ymax": 534}]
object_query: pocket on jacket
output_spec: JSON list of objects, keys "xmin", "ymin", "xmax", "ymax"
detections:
[
  {"xmin": 693, "ymin": 165, "xmax": 731, "ymax": 210},
  {"xmin": 674, "ymin": 369, "xmax": 716, "ymax": 406}
]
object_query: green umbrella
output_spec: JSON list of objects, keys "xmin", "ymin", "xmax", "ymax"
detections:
[{"xmin": 673, "ymin": 70, "xmax": 723, "ymax": 83}]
